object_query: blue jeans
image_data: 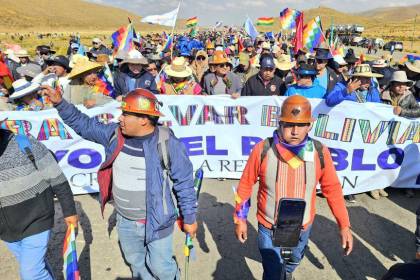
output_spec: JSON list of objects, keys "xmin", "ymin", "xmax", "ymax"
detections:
[
  {"xmin": 258, "ymin": 224, "xmax": 312, "ymax": 280},
  {"xmin": 5, "ymin": 230, "xmax": 54, "ymax": 280},
  {"xmin": 116, "ymin": 213, "xmax": 180, "ymax": 280}
]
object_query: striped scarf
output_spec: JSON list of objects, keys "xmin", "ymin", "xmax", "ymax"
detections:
[{"xmin": 273, "ymin": 131, "xmax": 314, "ymax": 169}]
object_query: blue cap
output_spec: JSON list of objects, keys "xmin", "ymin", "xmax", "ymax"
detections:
[{"xmin": 260, "ymin": 55, "xmax": 275, "ymax": 69}]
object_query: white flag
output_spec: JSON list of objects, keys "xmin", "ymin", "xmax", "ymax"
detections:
[
  {"xmin": 141, "ymin": 6, "xmax": 180, "ymax": 27},
  {"xmin": 215, "ymin": 21, "xmax": 223, "ymax": 28}
]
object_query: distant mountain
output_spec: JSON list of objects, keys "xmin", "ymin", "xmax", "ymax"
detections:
[
  {"xmin": 357, "ymin": 4, "xmax": 420, "ymax": 22},
  {"xmin": 0, "ymin": 0, "xmax": 186, "ymax": 32}
]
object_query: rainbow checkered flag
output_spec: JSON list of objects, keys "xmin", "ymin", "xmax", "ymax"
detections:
[{"xmin": 63, "ymin": 224, "xmax": 80, "ymax": 280}]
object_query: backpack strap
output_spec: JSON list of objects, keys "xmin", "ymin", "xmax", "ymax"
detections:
[
  {"xmin": 15, "ymin": 134, "xmax": 38, "ymax": 170},
  {"xmin": 157, "ymin": 126, "xmax": 171, "ymax": 171},
  {"xmin": 312, "ymin": 139, "xmax": 325, "ymax": 170},
  {"xmin": 157, "ymin": 126, "xmax": 174, "ymax": 215},
  {"xmin": 260, "ymin": 137, "xmax": 274, "ymax": 165}
]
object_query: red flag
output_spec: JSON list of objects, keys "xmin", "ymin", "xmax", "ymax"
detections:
[
  {"xmin": 0, "ymin": 53, "xmax": 14, "ymax": 90},
  {"xmin": 293, "ymin": 12, "xmax": 304, "ymax": 54},
  {"xmin": 357, "ymin": 53, "xmax": 365, "ymax": 65},
  {"xmin": 238, "ymin": 36, "xmax": 244, "ymax": 53}
]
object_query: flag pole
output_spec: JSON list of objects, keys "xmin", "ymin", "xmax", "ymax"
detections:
[
  {"xmin": 170, "ymin": 0, "xmax": 182, "ymax": 60},
  {"xmin": 313, "ymin": 18, "xmax": 334, "ymax": 56}
]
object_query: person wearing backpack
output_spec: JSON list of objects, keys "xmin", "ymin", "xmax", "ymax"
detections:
[
  {"xmin": 0, "ymin": 123, "xmax": 78, "ymax": 280},
  {"xmin": 233, "ymin": 95, "xmax": 353, "ymax": 280},
  {"xmin": 41, "ymin": 86, "xmax": 197, "ymax": 280}
]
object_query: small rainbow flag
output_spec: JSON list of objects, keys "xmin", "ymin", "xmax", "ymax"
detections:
[
  {"xmin": 93, "ymin": 65, "xmax": 115, "ymax": 98},
  {"xmin": 186, "ymin": 16, "xmax": 198, "ymax": 28},
  {"xmin": 400, "ymin": 54, "xmax": 420, "ymax": 64},
  {"xmin": 279, "ymin": 8, "xmax": 301, "ymax": 30},
  {"xmin": 111, "ymin": 24, "xmax": 134, "ymax": 55},
  {"xmin": 256, "ymin": 17, "xmax": 274, "ymax": 26},
  {"xmin": 63, "ymin": 224, "xmax": 80, "ymax": 280},
  {"xmin": 303, "ymin": 16, "xmax": 325, "ymax": 51},
  {"xmin": 162, "ymin": 35, "xmax": 173, "ymax": 53}
]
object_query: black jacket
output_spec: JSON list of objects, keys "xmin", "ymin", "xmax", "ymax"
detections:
[
  {"xmin": 114, "ymin": 66, "xmax": 159, "ymax": 97},
  {"xmin": 0, "ymin": 130, "xmax": 76, "ymax": 242},
  {"xmin": 241, "ymin": 74, "xmax": 285, "ymax": 96},
  {"xmin": 381, "ymin": 89, "xmax": 420, "ymax": 118}
]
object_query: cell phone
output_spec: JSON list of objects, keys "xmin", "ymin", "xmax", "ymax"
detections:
[{"xmin": 272, "ymin": 198, "xmax": 306, "ymax": 248}]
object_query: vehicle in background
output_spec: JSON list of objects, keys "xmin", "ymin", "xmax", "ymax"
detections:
[
  {"xmin": 351, "ymin": 25, "xmax": 365, "ymax": 34},
  {"xmin": 383, "ymin": 41, "xmax": 404, "ymax": 52},
  {"xmin": 374, "ymin": 38, "xmax": 385, "ymax": 48},
  {"xmin": 351, "ymin": 36, "xmax": 364, "ymax": 46}
]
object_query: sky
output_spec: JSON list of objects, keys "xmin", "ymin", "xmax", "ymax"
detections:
[{"xmin": 86, "ymin": 0, "xmax": 420, "ymax": 26}]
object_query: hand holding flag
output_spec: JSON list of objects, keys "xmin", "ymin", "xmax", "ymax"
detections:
[{"xmin": 63, "ymin": 224, "xmax": 80, "ymax": 280}]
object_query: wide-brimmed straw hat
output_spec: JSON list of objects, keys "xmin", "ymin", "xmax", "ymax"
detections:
[
  {"xmin": 333, "ymin": 55, "xmax": 348, "ymax": 66},
  {"xmin": 371, "ymin": 59, "xmax": 387, "ymax": 68},
  {"xmin": 350, "ymin": 64, "xmax": 383, "ymax": 78},
  {"xmin": 68, "ymin": 59, "xmax": 103, "ymax": 80},
  {"xmin": 121, "ymin": 50, "xmax": 148, "ymax": 65},
  {"xmin": 15, "ymin": 49, "xmax": 30, "ymax": 58},
  {"xmin": 9, "ymin": 79, "xmax": 40, "ymax": 100},
  {"xmin": 275, "ymin": 54, "xmax": 294, "ymax": 71},
  {"xmin": 164, "ymin": 57, "xmax": 193, "ymax": 78},
  {"xmin": 405, "ymin": 60, "xmax": 420, "ymax": 74},
  {"xmin": 389, "ymin": 71, "xmax": 414, "ymax": 87}
]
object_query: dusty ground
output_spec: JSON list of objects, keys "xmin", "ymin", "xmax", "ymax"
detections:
[{"xmin": 0, "ymin": 179, "xmax": 418, "ymax": 280}]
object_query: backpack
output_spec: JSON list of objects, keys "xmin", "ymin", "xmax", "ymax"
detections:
[{"xmin": 260, "ymin": 137, "xmax": 325, "ymax": 170}]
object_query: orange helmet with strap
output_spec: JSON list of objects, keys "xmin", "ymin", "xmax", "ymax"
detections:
[
  {"xmin": 120, "ymin": 89, "xmax": 163, "ymax": 117},
  {"xmin": 279, "ymin": 95, "xmax": 315, "ymax": 123}
]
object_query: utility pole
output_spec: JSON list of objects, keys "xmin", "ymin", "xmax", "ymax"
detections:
[{"xmin": 412, "ymin": 14, "xmax": 417, "ymax": 51}]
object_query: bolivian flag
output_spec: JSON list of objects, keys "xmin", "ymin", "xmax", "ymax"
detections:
[
  {"xmin": 186, "ymin": 16, "xmax": 198, "ymax": 28},
  {"xmin": 256, "ymin": 17, "xmax": 274, "ymax": 26}
]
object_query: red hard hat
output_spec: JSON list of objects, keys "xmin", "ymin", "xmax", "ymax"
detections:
[{"xmin": 120, "ymin": 88, "xmax": 163, "ymax": 117}]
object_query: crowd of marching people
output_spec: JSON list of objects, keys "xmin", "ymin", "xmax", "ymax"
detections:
[
  {"xmin": 0, "ymin": 28, "xmax": 420, "ymax": 280},
  {"xmin": 1, "ymin": 31, "xmax": 419, "ymax": 193}
]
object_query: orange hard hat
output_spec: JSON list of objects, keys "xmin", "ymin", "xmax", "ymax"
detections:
[
  {"xmin": 206, "ymin": 42, "xmax": 215, "ymax": 49},
  {"xmin": 120, "ymin": 88, "xmax": 163, "ymax": 117},
  {"xmin": 279, "ymin": 95, "xmax": 315, "ymax": 123},
  {"xmin": 212, "ymin": 50, "xmax": 229, "ymax": 64}
]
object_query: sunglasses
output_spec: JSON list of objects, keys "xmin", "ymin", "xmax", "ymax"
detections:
[
  {"xmin": 298, "ymin": 74, "xmax": 312, "ymax": 79},
  {"xmin": 316, "ymin": 59, "xmax": 328, "ymax": 64},
  {"xmin": 92, "ymin": 42, "xmax": 99, "ymax": 45},
  {"xmin": 217, "ymin": 63, "xmax": 229, "ymax": 68},
  {"xmin": 196, "ymin": 56, "xmax": 206, "ymax": 61}
]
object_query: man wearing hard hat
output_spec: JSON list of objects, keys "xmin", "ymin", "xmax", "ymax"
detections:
[
  {"xmin": 43, "ymin": 87, "xmax": 197, "ymax": 280},
  {"xmin": 234, "ymin": 95, "xmax": 353, "ymax": 280}
]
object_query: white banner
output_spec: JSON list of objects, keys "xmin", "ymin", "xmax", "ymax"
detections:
[{"xmin": 1, "ymin": 96, "xmax": 419, "ymax": 195}]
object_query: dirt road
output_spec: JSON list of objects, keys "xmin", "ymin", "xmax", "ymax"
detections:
[{"xmin": 0, "ymin": 179, "xmax": 418, "ymax": 280}]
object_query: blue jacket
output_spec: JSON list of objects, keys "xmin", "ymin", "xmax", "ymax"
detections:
[
  {"xmin": 326, "ymin": 81, "xmax": 381, "ymax": 107},
  {"xmin": 285, "ymin": 84, "xmax": 326, "ymax": 98},
  {"xmin": 55, "ymin": 100, "xmax": 197, "ymax": 243},
  {"xmin": 114, "ymin": 68, "xmax": 158, "ymax": 97}
]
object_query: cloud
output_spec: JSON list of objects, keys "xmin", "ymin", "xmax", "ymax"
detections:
[{"xmin": 85, "ymin": 0, "xmax": 420, "ymax": 25}]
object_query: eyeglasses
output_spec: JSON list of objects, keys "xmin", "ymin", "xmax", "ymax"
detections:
[
  {"xmin": 147, "ymin": 67, "xmax": 158, "ymax": 71},
  {"xmin": 217, "ymin": 63, "xmax": 229, "ymax": 68},
  {"xmin": 196, "ymin": 56, "xmax": 206, "ymax": 61}
]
